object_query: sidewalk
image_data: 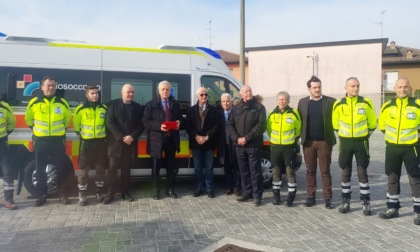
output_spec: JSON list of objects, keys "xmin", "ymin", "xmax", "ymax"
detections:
[{"xmin": 0, "ymin": 130, "xmax": 420, "ymax": 252}]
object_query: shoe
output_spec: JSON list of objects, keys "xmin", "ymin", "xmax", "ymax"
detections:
[
  {"xmin": 102, "ymin": 195, "xmax": 115, "ymax": 205},
  {"xmin": 414, "ymin": 213, "xmax": 420, "ymax": 225},
  {"xmin": 272, "ymin": 189, "xmax": 281, "ymax": 205},
  {"xmin": 59, "ymin": 194, "xmax": 70, "ymax": 205},
  {"xmin": 78, "ymin": 191, "xmax": 88, "ymax": 206},
  {"xmin": 153, "ymin": 193, "xmax": 160, "ymax": 200},
  {"xmin": 379, "ymin": 208, "xmax": 399, "ymax": 219},
  {"xmin": 208, "ymin": 191, "xmax": 215, "ymax": 198},
  {"xmin": 224, "ymin": 189, "xmax": 233, "ymax": 195},
  {"xmin": 252, "ymin": 198, "xmax": 262, "ymax": 207},
  {"xmin": 362, "ymin": 199, "xmax": 371, "ymax": 216},
  {"xmin": 233, "ymin": 188, "xmax": 242, "ymax": 197},
  {"xmin": 3, "ymin": 199, "xmax": 17, "ymax": 210},
  {"xmin": 338, "ymin": 198, "xmax": 350, "ymax": 214},
  {"xmin": 325, "ymin": 199, "xmax": 334, "ymax": 209},
  {"xmin": 167, "ymin": 189, "xmax": 178, "ymax": 199},
  {"xmin": 193, "ymin": 190, "xmax": 203, "ymax": 197},
  {"xmin": 95, "ymin": 189, "xmax": 104, "ymax": 203},
  {"xmin": 236, "ymin": 195, "xmax": 252, "ymax": 202},
  {"xmin": 34, "ymin": 195, "xmax": 47, "ymax": 207},
  {"xmin": 304, "ymin": 198, "xmax": 316, "ymax": 207},
  {"xmin": 122, "ymin": 193, "xmax": 134, "ymax": 202},
  {"xmin": 285, "ymin": 191, "xmax": 296, "ymax": 207}
]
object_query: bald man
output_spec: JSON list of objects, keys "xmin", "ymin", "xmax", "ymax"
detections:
[{"xmin": 104, "ymin": 84, "xmax": 144, "ymax": 204}]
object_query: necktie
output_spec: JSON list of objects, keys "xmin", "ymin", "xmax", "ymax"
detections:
[
  {"xmin": 225, "ymin": 111, "xmax": 229, "ymax": 144},
  {"xmin": 164, "ymin": 100, "xmax": 170, "ymax": 122},
  {"xmin": 200, "ymin": 105, "xmax": 205, "ymax": 129}
]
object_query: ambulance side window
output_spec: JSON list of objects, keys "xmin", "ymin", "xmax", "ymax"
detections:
[{"xmin": 201, "ymin": 76, "xmax": 241, "ymax": 107}]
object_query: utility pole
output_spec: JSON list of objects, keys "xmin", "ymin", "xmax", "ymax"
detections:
[
  {"xmin": 307, "ymin": 52, "xmax": 315, "ymax": 76},
  {"xmin": 239, "ymin": 0, "xmax": 245, "ymax": 85}
]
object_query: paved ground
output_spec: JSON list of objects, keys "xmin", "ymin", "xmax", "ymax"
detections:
[{"xmin": 1, "ymin": 131, "xmax": 420, "ymax": 252}]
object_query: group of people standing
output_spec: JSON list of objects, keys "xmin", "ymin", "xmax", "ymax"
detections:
[
  {"xmin": 1, "ymin": 74, "xmax": 420, "ymax": 225},
  {"xmin": 267, "ymin": 75, "xmax": 420, "ymax": 225}
]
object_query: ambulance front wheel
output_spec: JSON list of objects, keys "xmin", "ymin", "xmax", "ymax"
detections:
[{"xmin": 23, "ymin": 161, "xmax": 60, "ymax": 197}]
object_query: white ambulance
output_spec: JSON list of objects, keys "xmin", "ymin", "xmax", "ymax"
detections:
[{"xmin": 0, "ymin": 34, "xmax": 272, "ymax": 196}]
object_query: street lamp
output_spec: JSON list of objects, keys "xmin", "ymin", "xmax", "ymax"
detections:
[{"xmin": 307, "ymin": 51, "xmax": 315, "ymax": 76}]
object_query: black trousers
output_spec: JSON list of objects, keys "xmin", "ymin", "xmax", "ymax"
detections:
[
  {"xmin": 33, "ymin": 138, "xmax": 68, "ymax": 197},
  {"xmin": 108, "ymin": 144, "xmax": 133, "ymax": 195},
  {"xmin": 0, "ymin": 141, "xmax": 13, "ymax": 190},
  {"xmin": 385, "ymin": 145, "xmax": 420, "ymax": 199},
  {"xmin": 152, "ymin": 137, "xmax": 177, "ymax": 191},
  {"xmin": 236, "ymin": 146, "xmax": 264, "ymax": 199},
  {"xmin": 224, "ymin": 144, "xmax": 241, "ymax": 191}
]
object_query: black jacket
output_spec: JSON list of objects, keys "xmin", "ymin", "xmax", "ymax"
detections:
[
  {"xmin": 297, "ymin": 95, "xmax": 336, "ymax": 147},
  {"xmin": 106, "ymin": 99, "xmax": 144, "ymax": 158},
  {"xmin": 142, "ymin": 96, "xmax": 184, "ymax": 158},
  {"xmin": 186, "ymin": 102, "xmax": 220, "ymax": 150},
  {"xmin": 217, "ymin": 108, "xmax": 237, "ymax": 165},
  {"xmin": 227, "ymin": 98, "xmax": 266, "ymax": 147}
]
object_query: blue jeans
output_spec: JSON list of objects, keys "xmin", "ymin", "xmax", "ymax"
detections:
[{"xmin": 192, "ymin": 149, "xmax": 214, "ymax": 192}]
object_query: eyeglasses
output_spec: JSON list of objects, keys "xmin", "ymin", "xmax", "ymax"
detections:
[{"xmin": 199, "ymin": 94, "xmax": 208, "ymax": 97}]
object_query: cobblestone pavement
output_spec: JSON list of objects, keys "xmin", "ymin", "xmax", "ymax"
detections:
[{"xmin": 1, "ymin": 131, "xmax": 420, "ymax": 252}]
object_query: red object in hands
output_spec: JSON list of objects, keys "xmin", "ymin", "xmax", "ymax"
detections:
[{"xmin": 162, "ymin": 121, "xmax": 177, "ymax": 130}]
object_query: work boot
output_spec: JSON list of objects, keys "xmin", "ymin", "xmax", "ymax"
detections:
[
  {"xmin": 103, "ymin": 188, "xmax": 115, "ymax": 205},
  {"xmin": 3, "ymin": 190, "xmax": 17, "ymax": 210},
  {"xmin": 285, "ymin": 191, "xmax": 296, "ymax": 207},
  {"xmin": 272, "ymin": 189, "xmax": 281, "ymax": 205},
  {"xmin": 414, "ymin": 213, "xmax": 420, "ymax": 225},
  {"xmin": 338, "ymin": 198, "xmax": 350, "ymax": 214},
  {"xmin": 78, "ymin": 191, "xmax": 88, "ymax": 206},
  {"xmin": 379, "ymin": 208, "xmax": 399, "ymax": 219},
  {"xmin": 95, "ymin": 188, "xmax": 104, "ymax": 203},
  {"xmin": 59, "ymin": 194, "xmax": 70, "ymax": 205},
  {"xmin": 362, "ymin": 199, "xmax": 372, "ymax": 216}
]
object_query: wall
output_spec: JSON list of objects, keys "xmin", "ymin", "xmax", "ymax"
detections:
[{"xmin": 248, "ymin": 43, "xmax": 384, "ymax": 115}]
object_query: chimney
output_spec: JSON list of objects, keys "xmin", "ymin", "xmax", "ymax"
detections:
[
  {"xmin": 390, "ymin": 41, "xmax": 396, "ymax": 49},
  {"xmin": 407, "ymin": 49, "xmax": 413, "ymax": 59}
]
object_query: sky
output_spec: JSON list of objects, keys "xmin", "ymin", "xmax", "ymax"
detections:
[{"xmin": 1, "ymin": 0, "xmax": 419, "ymax": 53}]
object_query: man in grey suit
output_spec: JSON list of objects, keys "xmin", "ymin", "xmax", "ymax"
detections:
[{"xmin": 297, "ymin": 76, "xmax": 336, "ymax": 209}]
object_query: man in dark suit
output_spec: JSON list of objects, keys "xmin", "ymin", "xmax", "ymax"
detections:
[
  {"xmin": 298, "ymin": 76, "xmax": 336, "ymax": 209},
  {"xmin": 186, "ymin": 87, "xmax": 221, "ymax": 198},
  {"xmin": 217, "ymin": 93, "xmax": 241, "ymax": 196},
  {"xmin": 142, "ymin": 80, "xmax": 183, "ymax": 200},
  {"xmin": 103, "ymin": 83, "xmax": 144, "ymax": 204}
]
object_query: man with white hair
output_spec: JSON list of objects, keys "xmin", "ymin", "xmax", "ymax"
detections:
[
  {"xmin": 186, "ymin": 87, "xmax": 220, "ymax": 198},
  {"xmin": 227, "ymin": 85, "xmax": 266, "ymax": 206}
]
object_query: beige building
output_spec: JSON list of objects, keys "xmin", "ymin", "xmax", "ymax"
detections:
[{"xmin": 245, "ymin": 39, "xmax": 387, "ymax": 114}]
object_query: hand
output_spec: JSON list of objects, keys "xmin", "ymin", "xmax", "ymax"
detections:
[
  {"xmin": 123, "ymin": 135, "xmax": 133, "ymax": 145},
  {"xmin": 175, "ymin": 120, "xmax": 180, "ymax": 130},
  {"xmin": 161, "ymin": 124, "xmax": 169, "ymax": 132},
  {"xmin": 237, "ymin": 137, "xmax": 247, "ymax": 146},
  {"xmin": 195, "ymin": 135, "xmax": 207, "ymax": 145}
]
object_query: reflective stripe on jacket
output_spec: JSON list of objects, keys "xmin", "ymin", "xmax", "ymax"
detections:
[
  {"xmin": 379, "ymin": 97, "xmax": 420, "ymax": 145},
  {"xmin": 0, "ymin": 101, "xmax": 16, "ymax": 140},
  {"xmin": 25, "ymin": 96, "xmax": 71, "ymax": 137},
  {"xmin": 74, "ymin": 102, "xmax": 107, "ymax": 139},
  {"xmin": 267, "ymin": 106, "xmax": 301, "ymax": 145},
  {"xmin": 332, "ymin": 96, "xmax": 376, "ymax": 139}
]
